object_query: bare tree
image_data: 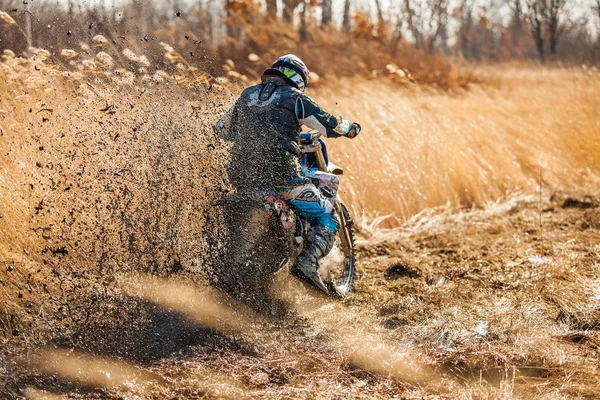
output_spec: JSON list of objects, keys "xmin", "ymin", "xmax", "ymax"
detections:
[
  {"xmin": 373, "ymin": 0, "xmax": 385, "ymax": 26},
  {"xmin": 403, "ymin": 0, "xmax": 448, "ymax": 53},
  {"xmin": 509, "ymin": 0, "xmax": 524, "ymax": 56},
  {"xmin": 431, "ymin": 0, "xmax": 449, "ymax": 53},
  {"xmin": 525, "ymin": 0, "xmax": 570, "ymax": 60},
  {"xmin": 342, "ymin": 0, "xmax": 351, "ymax": 32},
  {"xmin": 322, "ymin": 0, "xmax": 332, "ymax": 26},
  {"xmin": 525, "ymin": 0, "xmax": 545, "ymax": 59},
  {"xmin": 373, "ymin": 0, "xmax": 387, "ymax": 38},
  {"xmin": 403, "ymin": 0, "xmax": 423, "ymax": 49},
  {"xmin": 282, "ymin": 0, "xmax": 303, "ymax": 23},
  {"xmin": 300, "ymin": 0, "xmax": 308, "ymax": 39},
  {"xmin": 595, "ymin": 0, "xmax": 600, "ymax": 50},
  {"xmin": 224, "ymin": 0, "xmax": 234, "ymax": 39},
  {"xmin": 390, "ymin": 12, "xmax": 404, "ymax": 56},
  {"xmin": 456, "ymin": 0, "xmax": 474, "ymax": 57},
  {"xmin": 547, "ymin": 0, "xmax": 568, "ymax": 54},
  {"xmin": 265, "ymin": 0, "xmax": 277, "ymax": 20},
  {"xmin": 25, "ymin": 0, "xmax": 32, "ymax": 50}
]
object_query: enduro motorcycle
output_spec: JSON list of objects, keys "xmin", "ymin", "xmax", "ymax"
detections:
[
  {"xmin": 295, "ymin": 131, "xmax": 356, "ymax": 296},
  {"xmin": 217, "ymin": 131, "xmax": 356, "ymax": 300}
]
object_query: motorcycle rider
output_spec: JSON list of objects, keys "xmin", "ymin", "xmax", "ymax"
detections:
[{"xmin": 215, "ymin": 54, "xmax": 360, "ymax": 293}]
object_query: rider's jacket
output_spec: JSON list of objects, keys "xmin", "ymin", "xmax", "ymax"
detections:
[{"xmin": 216, "ymin": 75, "xmax": 355, "ymax": 190}]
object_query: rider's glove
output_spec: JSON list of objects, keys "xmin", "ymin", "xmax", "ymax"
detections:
[
  {"xmin": 347, "ymin": 122, "xmax": 361, "ymax": 139},
  {"xmin": 334, "ymin": 119, "xmax": 361, "ymax": 138}
]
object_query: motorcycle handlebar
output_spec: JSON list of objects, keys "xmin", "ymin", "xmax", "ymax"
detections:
[{"xmin": 299, "ymin": 130, "xmax": 321, "ymax": 144}]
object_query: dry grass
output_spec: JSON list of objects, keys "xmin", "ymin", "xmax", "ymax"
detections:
[
  {"xmin": 270, "ymin": 274, "xmax": 436, "ymax": 386},
  {"xmin": 21, "ymin": 347, "xmax": 248, "ymax": 399},
  {"xmin": 25, "ymin": 348, "xmax": 162, "ymax": 391},
  {"xmin": 352, "ymin": 190, "xmax": 600, "ymax": 398},
  {"xmin": 1, "ymin": 0, "xmax": 481, "ymax": 91},
  {"xmin": 24, "ymin": 388, "xmax": 70, "ymax": 400},
  {"xmin": 12, "ymin": 193, "xmax": 599, "ymax": 399},
  {"xmin": 118, "ymin": 274, "xmax": 262, "ymax": 334},
  {"xmin": 217, "ymin": 18, "xmax": 479, "ymax": 91},
  {"xmin": 313, "ymin": 65, "xmax": 600, "ymax": 230}
]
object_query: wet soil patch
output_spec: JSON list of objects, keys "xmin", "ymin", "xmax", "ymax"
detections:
[
  {"xmin": 384, "ymin": 262, "xmax": 421, "ymax": 280},
  {"xmin": 561, "ymin": 198, "xmax": 596, "ymax": 209}
]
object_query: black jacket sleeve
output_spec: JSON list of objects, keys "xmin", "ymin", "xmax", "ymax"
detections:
[{"xmin": 295, "ymin": 94, "xmax": 356, "ymax": 138}]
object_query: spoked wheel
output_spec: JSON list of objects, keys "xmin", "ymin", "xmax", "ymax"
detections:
[{"xmin": 320, "ymin": 201, "xmax": 356, "ymax": 297}]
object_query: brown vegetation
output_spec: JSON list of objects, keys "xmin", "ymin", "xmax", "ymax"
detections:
[
  {"xmin": 1, "ymin": 44, "xmax": 599, "ymax": 397},
  {"xmin": 318, "ymin": 65, "xmax": 600, "ymax": 230},
  {"xmin": 0, "ymin": 0, "xmax": 477, "ymax": 90},
  {"xmin": 1, "ymin": 1, "xmax": 600, "ymax": 398}
]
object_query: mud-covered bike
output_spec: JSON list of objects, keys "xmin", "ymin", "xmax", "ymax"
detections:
[{"xmin": 216, "ymin": 130, "xmax": 356, "ymax": 300}]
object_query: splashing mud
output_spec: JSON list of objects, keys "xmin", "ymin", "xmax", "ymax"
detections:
[{"xmin": 0, "ymin": 50, "xmax": 237, "ymax": 347}]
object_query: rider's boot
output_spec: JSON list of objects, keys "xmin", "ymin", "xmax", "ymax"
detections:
[{"xmin": 291, "ymin": 225, "xmax": 335, "ymax": 294}]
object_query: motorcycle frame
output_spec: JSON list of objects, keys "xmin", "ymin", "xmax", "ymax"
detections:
[{"xmin": 299, "ymin": 138, "xmax": 353, "ymax": 257}]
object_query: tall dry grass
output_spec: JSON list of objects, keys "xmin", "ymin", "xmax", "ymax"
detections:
[{"xmin": 313, "ymin": 65, "xmax": 600, "ymax": 229}]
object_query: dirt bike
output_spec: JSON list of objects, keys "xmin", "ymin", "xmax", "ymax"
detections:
[{"xmin": 216, "ymin": 131, "xmax": 356, "ymax": 301}]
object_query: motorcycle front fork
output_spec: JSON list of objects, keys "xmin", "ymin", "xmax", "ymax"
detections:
[{"xmin": 334, "ymin": 200, "xmax": 353, "ymax": 257}]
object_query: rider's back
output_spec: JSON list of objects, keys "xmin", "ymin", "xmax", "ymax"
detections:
[{"xmin": 227, "ymin": 76, "xmax": 304, "ymax": 191}]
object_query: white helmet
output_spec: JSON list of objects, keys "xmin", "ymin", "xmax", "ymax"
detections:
[{"xmin": 263, "ymin": 54, "xmax": 309, "ymax": 92}]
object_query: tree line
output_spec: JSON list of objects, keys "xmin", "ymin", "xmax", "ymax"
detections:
[{"xmin": 1, "ymin": 0, "xmax": 599, "ymax": 64}]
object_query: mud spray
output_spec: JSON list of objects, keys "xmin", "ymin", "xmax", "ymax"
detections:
[{"xmin": 0, "ymin": 50, "xmax": 243, "ymax": 390}]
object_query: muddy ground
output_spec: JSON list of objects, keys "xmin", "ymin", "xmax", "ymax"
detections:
[{"xmin": 2, "ymin": 190, "xmax": 599, "ymax": 399}]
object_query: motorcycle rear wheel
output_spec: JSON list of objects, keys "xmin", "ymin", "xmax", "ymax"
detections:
[{"xmin": 320, "ymin": 201, "xmax": 356, "ymax": 298}]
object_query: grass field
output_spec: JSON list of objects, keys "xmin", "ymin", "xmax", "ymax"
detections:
[
  {"xmin": 1, "ymin": 47, "xmax": 600, "ymax": 399},
  {"xmin": 313, "ymin": 65, "xmax": 600, "ymax": 230}
]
